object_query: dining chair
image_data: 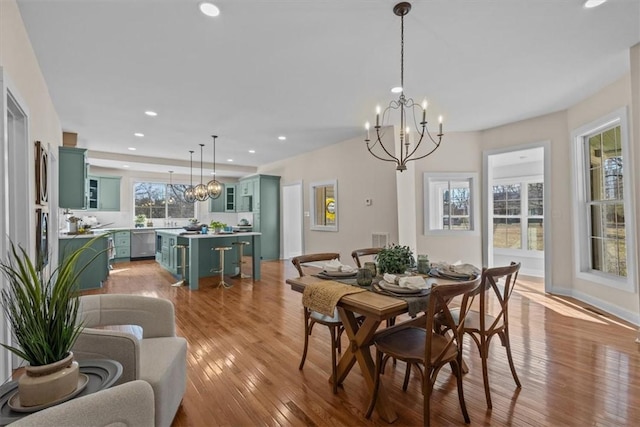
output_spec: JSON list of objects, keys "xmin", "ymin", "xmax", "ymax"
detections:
[
  {"xmin": 292, "ymin": 253, "xmax": 359, "ymax": 394},
  {"xmin": 438, "ymin": 262, "xmax": 522, "ymax": 409},
  {"xmin": 365, "ymin": 276, "xmax": 481, "ymax": 426},
  {"xmin": 351, "ymin": 247, "xmax": 382, "ymax": 268}
]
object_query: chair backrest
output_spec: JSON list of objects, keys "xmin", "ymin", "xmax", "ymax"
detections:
[
  {"xmin": 351, "ymin": 247, "xmax": 382, "ymax": 268},
  {"xmin": 291, "ymin": 253, "xmax": 341, "ymax": 277},
  {"xmin": 424, "ymin": 276, "xmax": 482, "ymax": 367},
  {"xmin": 479, "ymin": 262, "xmax": 521, "ymax": 332}
]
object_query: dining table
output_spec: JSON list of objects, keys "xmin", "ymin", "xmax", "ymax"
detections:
[{"xmin": 287, "ymin": 272, "xmax": 456, "ymax": 423}]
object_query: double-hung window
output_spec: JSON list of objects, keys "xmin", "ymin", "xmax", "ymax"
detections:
[
  {"xmin": 571, "ymin": 107, "xmax": 636, "ymax": 291},
  {"xmin": 423, "ymin": 173, "xmax": 479, "ymax": 235},
  {"xmin": 134, "ymin": 182, "xmax": 195, "ymax": 219},
  {"xmin": 492, "ymin": 180, "xmax": 543, "ymax": 251}
]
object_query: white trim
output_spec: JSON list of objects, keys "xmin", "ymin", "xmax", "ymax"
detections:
[
  {"xmin": 282, "ymin": 180, "xmax": 304, "ymax": 259},
  {"xmin": 483, "ymin": 141, "xmax": 552, "ymax": 293},
  {"xmin": 422, "ymin": 172, "xmax": 479, "ymax": 236},
  {"xmin": 309, "ymin": 179, "xmax": 338, "ymax": 232},
  {"xmin": 551, "ymin": 287, "xmax": 640, "ymax": 326},
  {"xmin": 570, "ymin": 106, "xmax": 637, "ymax": 293}
]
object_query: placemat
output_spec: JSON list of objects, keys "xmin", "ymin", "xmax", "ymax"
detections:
[{"xmin": 302, "ymin": 281, "xmax": 366, "ymax": 317}]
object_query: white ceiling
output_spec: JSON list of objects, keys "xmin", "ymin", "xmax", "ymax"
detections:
[{"xmin": 16, "ymin": 0, "xmax": 640, "ymax": 178}]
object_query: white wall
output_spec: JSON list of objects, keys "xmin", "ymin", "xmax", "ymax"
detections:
[{"xmin": 258, "ymin": 132, "xmax": 399, "ymax": 264}]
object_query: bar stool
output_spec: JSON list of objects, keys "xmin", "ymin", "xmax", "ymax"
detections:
[
  {"xmin": 171, "ymin": 244, "xmax": 189, "ymax": 287},
  {"xmin": 232, "ymin": 241, "xmax": 251, "ymax": 279},
  {"xmin": 211, "ymin": 246, "xmax": 233, "ymax": 288}
]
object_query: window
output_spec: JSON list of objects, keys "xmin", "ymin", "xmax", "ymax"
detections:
[
  {"xmin": 134, "ymin": 182, "xmax": 194, "ymax": 219},
  {"xmin": 310, "ymin": 180, "xmax": 338, "ymax": 231},
  {"xmin": 571, "ymin": 107, "xmax": 636, "ymax": 291},
  {"xmin": 424, "ymin": 173, "xmax": 479, "ymax": 235},
  {"xmin": 492, "ymin": 181, "xmax": 544, "ymax": 251}
]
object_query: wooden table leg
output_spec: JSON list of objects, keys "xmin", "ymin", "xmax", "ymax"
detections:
[{"xmin": 337, "ymin": 308, "xmax": 398, "ymax": 423}]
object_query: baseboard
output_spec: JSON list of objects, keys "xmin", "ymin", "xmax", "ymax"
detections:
[{"xmin": 549, "ymin": 286, "xmax": 639, "ymax": 326}]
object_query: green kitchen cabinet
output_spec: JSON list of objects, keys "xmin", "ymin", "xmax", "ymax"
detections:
[
  {"xmin": 225, "ymin": 184, "xmax": 236, "ymax": 212},
  {"xmin": 88, "ymin": 175, "xmax": 121, "ymax": 211},
  {"xmin": 58, "ymin": 235, "xmax": 109, "ymax": 290},
  {"xmin": 239, "ymin": 174, "xmax": 280, "ymax": 260},
  {"xmin": 113, "ymin": 231, "xmax": 130, "ymax": 262},
  {"xmin": 59, "ymin": 147, "xmax": 87, "ymax": 209}
]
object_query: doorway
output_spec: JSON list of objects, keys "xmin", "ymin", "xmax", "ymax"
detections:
[
  {"xmin": 282, "ymin": 182, "xmax": 303, "ymax": 259},
  {"xmin": 483, "ymin": 142, "xmax": 551, "ymax": 293}
]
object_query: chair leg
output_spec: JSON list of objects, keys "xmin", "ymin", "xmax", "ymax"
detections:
[
  {"xmin": 423, "ymin": 370, "xmax": 435, "ymax": 427},
  {"xmin": 454, "ymin": 358, "xmax": 471, "ymax": 424},
  {"xmin": 299, "ymin": 309, "xmax": 311, "ymax": 370},
  {"xmin": 330, "ymin": 325, "xmax": 338, "ymax": 394},
  {"xmin": 402, "ymin": 363, "xmax": 412, "ymax": 391},
  {"xmin": 365, "ymin": 349, "xmax": 384, "ymax": 419},
  {"xmin": 501, "ymin": 328, "xmax": 522, "ymax": 388},
  {"xmin": 480, "ymin": 335, "xmax": 493, "ymax": 409}
]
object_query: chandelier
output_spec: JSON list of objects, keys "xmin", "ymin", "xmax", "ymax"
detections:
[
  {"xmin": 194, "ymin": 144, "xmax": 209, "ymax": 201},
  {"xmin": 364, "ymin": 2, "xmax": 444, "ymax": 172},
  {"xmin": 184, "ymin": 150, "xmax": 196, "ymax": 203},
  {"xmin": 207, "ymin": 135, "xmax": 222, "ymax": 199}
]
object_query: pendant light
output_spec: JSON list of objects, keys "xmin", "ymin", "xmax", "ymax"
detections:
[
  {"xmin": 184, "ymin": 150, "xmax": 196, "ymax": 203},
  {"xmin": 207, "ymin": 135, "xmax": 222, "ymax": 199},
  {"xmin": 167, "ymin": 171, "xmax": 177, "ymax": 204},
  {"xmin": 194, "ymin": 144, "xmax": 209, "ymax": 201}
]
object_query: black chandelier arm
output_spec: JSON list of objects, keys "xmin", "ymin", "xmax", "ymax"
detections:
[
  {"xmin": 374, "ymin": 127, "xmax": 402, "ymax": 161},
  {"xmin": 366, "ymin": 141, "xmax": 401, "ymax": 164},
  {"xmin": 403, "ymin": 135, "xmax": 443, "ymax": 164}
]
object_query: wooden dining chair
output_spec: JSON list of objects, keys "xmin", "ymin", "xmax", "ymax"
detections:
[
  {"xmin": 365, "ymin": 276, "xmax": 481, "ymax": 426},
  {"xmin": 292, "ymin": 253, "xmax": 350, "ymax": 394},
  {"xmin": 351, "ymin": 247, "xmax": 382, "ymax": 268}
]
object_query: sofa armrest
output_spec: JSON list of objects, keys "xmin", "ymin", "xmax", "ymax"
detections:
[
  {"xmin": 9, "ymin": 380, "xmax": 154, "ymax": 427},
  {"xmin": 72, "ymin": 328, "xmax": 140, "ymax": 384}
]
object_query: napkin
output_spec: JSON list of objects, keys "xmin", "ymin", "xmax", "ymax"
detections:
[
  {"xmin": 323, "ymin": 259, "xmax": 355, "ymax": 272},
  {"xmin": 398, "ymin": 276, "xmax": 429, "ymax": 290},
  {"xmin": 383, "ymin": 273, "xmax": 397, "ymax": 284}
]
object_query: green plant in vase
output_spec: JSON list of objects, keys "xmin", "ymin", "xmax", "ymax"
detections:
[
  {"xmin": 135, "ymin": 214, "xmax": 146, "ymax": 228},
  {"xmin": 375, "ymin": 243, "xmax": 415, "ymax": 275},
  {"xmin": 209, "ymin": 221, "xmax": 227, "ymax": 233},
  {"xmin": 0, "ymin": 237, "xmax": 104, "ymax": 407}
]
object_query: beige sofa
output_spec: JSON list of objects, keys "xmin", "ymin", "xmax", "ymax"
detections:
[
  {"xmin": 72, "ymin": 294, "xmax": 187, "ymax": 427},
  {"xmin": 10, "ymin": 380, "xmax": 154, "ymax": 426}
]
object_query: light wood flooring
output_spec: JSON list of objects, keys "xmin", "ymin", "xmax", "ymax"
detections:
[{"xmin": 85, "ymin": 259, "xmax": 640, "ymax": 426}]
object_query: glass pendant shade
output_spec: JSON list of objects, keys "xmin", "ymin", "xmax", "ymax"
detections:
[
  {"xmin": 194, "ymin": 144, "xmax": 209, "ymax": 202},
  {"xmin": 207, "ymin": 135, "xmax": 222, "ymax": 199}
]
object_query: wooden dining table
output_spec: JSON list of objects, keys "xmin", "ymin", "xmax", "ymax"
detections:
[{"xmin": 287, "ymin": 274, "xmax": 440, "ymax": 423}]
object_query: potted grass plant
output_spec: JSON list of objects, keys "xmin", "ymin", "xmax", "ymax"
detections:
[
  {"xmin": 375, "ymin": 243, "xmax": 415, "ymax": 275},
  {"xmin": 0, "ymin": 237, "xmax": 102, "ymax": 407}
]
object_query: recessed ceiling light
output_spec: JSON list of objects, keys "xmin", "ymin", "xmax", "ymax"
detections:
[
  {"xmin": 144, "ymin": 111, "xmax": 157, "ymax": 117},
  {"xmin": 134, "ymin": 132, "xmax": 144, "ymax": 137},
  {"xmin": 278, "ymin": 136, "xmax": 286, "ymax": 141},
  {"xmin": 199, "ymin": 2, "xmax": 220, "ymax": 17},
  {"xmin": 248, "ymin": 150, "xmax": 255, "ymax": 154},
  {"xmin": 227, "ymin": 159, "xmax": 233, "ymax": 162},
  {"xmin": 584, "ymin": 0, "xmax": 607, "ymax": 8},
  {"xmin": 128, "ymin": 147, "xmax": 137, "ymax": 151},
  {"xmin": 122, "ymin": 165, "xmax": 130, "ymax": 168},
  {"xmin": 391, "ymin": 86, "xmax": 403, "ymax": 93}
]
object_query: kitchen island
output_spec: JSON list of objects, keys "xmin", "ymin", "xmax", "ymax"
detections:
[{"xmin": 155, "ymin": 230, "xmax": 261, "ymax": 290}]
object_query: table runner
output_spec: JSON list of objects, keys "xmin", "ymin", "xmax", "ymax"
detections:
[{"xmin": 302, "ymin": 281, "xmax": 366, "ymax": 317}]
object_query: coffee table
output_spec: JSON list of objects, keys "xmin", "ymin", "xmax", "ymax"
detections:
[{"xmin": 0, "ymin": 359, "xmax": 123, "ymax": 426}]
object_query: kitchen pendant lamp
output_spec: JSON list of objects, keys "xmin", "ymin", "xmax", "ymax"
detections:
[
  {"xmin": 207, "ymin": 135, "xmax": 222, "ymax": 199},
  {"xmin": 194, "ymin": 144, "xmax": 209, "ymax": 202},
  {"xmin": 363, "ymin": 2, "xmax": 444, "ymax": 171},
  {"xmin": 167, "ymin": 170, "xmax": 178, "ymax": 204},
  {"xmin": 184, "ymin": 150, "xmax": 196, "ymax": 203}
]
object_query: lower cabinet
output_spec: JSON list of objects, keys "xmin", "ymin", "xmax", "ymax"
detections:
[
  {"xmin": 58, "ymin": 236, "xmax": 109, "ymax": 290},
  {"xmin": 113, "ymin": 231, "xmax": 130, "ymax": 262},
  {"xmin": 156, "ymin": 232, "xmax": 188, "ymax": 276}
]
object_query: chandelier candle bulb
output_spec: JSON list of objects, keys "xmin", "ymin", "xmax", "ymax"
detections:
[
  {"xmin": 365, "ymin": 122, "xmax": 370, "ymax": 140},
  {"xmin": 439, "ymin": 115, "xmax": 443, "ymax": 135},
  {"xmin": 376, "ymin": 106, "xmax": 381, "ymax": 127}
]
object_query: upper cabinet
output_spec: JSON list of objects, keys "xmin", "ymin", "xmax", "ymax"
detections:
[
  {"xmin": 58, "ymin": 147, "xmax": 87, "ymax": 209},
  {"xmin": 87, "ymin": 175, "xmax": 121, "ymax": 211},
  {"xmin": 225, "ymin": 184, "xmax": 236, "ymax": 212}
]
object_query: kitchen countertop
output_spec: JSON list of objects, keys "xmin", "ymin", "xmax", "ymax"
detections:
[{"xmin": 155, "ymin": 229, "xmax": 261, "ymax": 238}]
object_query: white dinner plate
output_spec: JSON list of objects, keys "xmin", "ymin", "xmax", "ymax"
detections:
[{"xmin": 378, "ymin": 280, "xmax": 429, "ymax": 294}]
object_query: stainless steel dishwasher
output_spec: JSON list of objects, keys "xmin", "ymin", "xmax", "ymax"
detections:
[{"xmin": 131, "ymin": 230, "xmax": 156, "ymax": 259}]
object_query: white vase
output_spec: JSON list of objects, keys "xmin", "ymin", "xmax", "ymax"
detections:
[{"xmin": 18, "ymin": 352, "xmax": 79, "ymax": 407}]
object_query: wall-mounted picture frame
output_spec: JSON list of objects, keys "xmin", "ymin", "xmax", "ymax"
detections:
[
  {"xmin": 35, "ymin": 207, "xmax": 49, "ymax": 270},
  {"xmin": 35, "ymin": 141, "xmax": 48, "ymax": 205}
]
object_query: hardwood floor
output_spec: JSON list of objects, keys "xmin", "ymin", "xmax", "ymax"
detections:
[{"xmin": 86, "ymin": 260, "xmax": 640, "ymax": 426}]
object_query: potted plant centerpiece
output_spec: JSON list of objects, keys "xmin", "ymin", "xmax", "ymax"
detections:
[
  {"xmin": 0, "ymin": 239, "xmax": 100, "ymax": 407},
  {"xmin": 375, "ymin": 243, "xmax": 415, "ymax": 275},
  {"xmin": 209, "ymin": 221, "xmax": 227, "ymax": 234},
  {"xmin": 135, "ymin": 214, "xmax": 146, "ymax": 228}
]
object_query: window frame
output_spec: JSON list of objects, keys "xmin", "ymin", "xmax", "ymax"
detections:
[
  {"xmin": 133, "ymin": 180, "xmax": 195, "ymax": 220},
  {"xmin": 423, "ymin": 172, "xmax": 479, "ymax": 236},
  {"xmin": 570, "ymin": 107, "xmax": 637, "ymax": 292}
]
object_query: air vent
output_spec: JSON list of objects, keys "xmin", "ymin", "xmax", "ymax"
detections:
[{"xmin": 372, "ymin": 232, "xmax": 390, "ymax": 248}]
